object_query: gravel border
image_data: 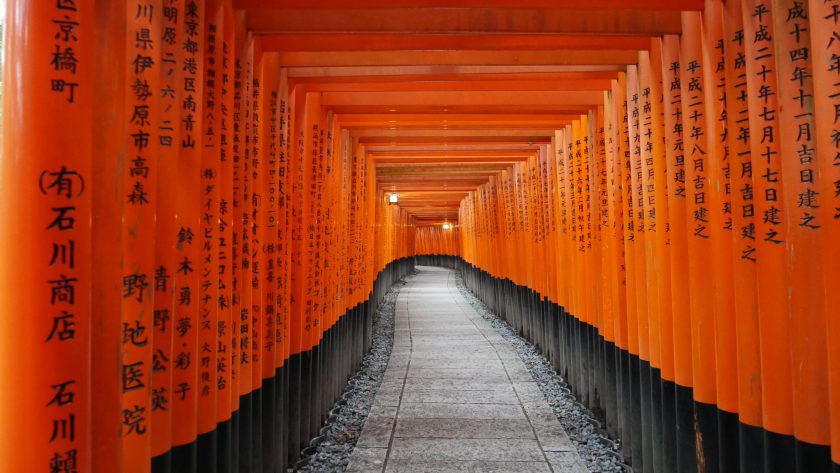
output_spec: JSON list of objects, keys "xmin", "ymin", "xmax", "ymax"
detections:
[
  {"xmin": 295, "ymin": 278, "xmax": 407, "ymax": 472},
  {"xmin": 453, "ymin": 271, "xmax": 630, "ymax": 473}
]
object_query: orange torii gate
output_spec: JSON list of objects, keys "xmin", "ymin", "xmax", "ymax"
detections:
[{"xmin": 2, "ymin": 1, "xmax": 840, "ymax": 473}]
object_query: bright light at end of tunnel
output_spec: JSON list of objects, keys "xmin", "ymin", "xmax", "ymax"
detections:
[{"xmin": 388, "ymin": 193, "xmax": 399, "ymax": 204}]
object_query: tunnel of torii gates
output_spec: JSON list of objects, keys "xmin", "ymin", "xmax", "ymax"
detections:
[{"xmin": 4, "ymin": 0, "xmax": 840, "ymax": 472}]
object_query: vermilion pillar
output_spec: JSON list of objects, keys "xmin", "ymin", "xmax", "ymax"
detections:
[{"xmin": 0, "ymin": 1, "xmax": 94, "ymax": 472}]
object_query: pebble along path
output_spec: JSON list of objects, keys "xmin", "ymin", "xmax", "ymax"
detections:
[{"xmin": 299, "ymin": 265, "xmax": 626, "ymax": 472}]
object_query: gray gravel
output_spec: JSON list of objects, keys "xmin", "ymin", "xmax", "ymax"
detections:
[
  {"xmin": 295, "ymin": 269, "xmax": 628, "ymax": 473},
  {"xmin": 295, "ymin": 278, "xmax": 407, "ymax": 473},
  {"xmin": 453, "ymin": 271, "xmax": 630, "ymax": 473}
]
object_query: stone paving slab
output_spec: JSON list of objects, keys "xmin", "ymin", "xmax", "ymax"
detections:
[
  {"xmin": 397, "ymin": 402, "xmax": 526, "ymax": 420},
  {"xmin": 346, "ymin": 447, "xmax": 388, "ymax": 473},
  {"xmin": 357, "ymin": 406, "xmax": 399, "ymax": 448},
  {"xmin": 545, "ymin": 452, "xmax": 591, "ymax": 473},
  {"xmin": 400, "ymin": 387, "xmax": 519, "ymax": 404},
  {"xmin": 347, "ymin": 266, "xmax": 589, "ymax": 472},
  {"xmin": 406, "ymin": 367, "xmax": 510, "ymax": 381},
  {"xmin": 401, "ymin": 378, "xmax": 517, "ymax": 391},
  {"xmin": 406, "ymin": 358, "xmax": 505, "ymax": 369},
  {"xmin": 394, "ymin": 418, "xmax": 535, "ymax": 439},
  {"xmin": 384, "ymin": 460, "xmax": 552, "ymax": 473},
  {"xmin": 389, "ymin": 438, "xmax": 546, "ymax": 462}
]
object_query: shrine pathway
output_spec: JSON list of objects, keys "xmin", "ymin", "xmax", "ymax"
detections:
[{"xmin": 345, "ymin": 266, "xmax": 590, "ymax": 473}]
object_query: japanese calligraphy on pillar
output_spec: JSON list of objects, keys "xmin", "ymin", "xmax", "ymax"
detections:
[
  {"xmin": 216, "ymin": 1, "xmax": 234, "ymax": 421},
  {"xmin": 773, "ymin": 0, "xmax": 831, "ymax": 448},
  {"xmin": 742, "ymin": 0, "xmax": 795, "ymax": 440},
  {"xmin": 811, "ymin": 0, "xmax": 840, "ymax": 224},
  {"xmin": 172, "ymin": 0, "xmax": 204, "ymax": 446},
  {"xmin": 775, "ymin": 0, "xmax": 820, "ymax": 231},
  {"xmin": 250, "ymin": 66, "xmax": 262, "ymax": 376},
  {"xmin": 276, "ymin": 75, "xmax": 292, "ymax": 363},
  {"xmin": 239, "ymin": 43, "xmax": 253, "ymax": 394},
  {"xmin": 725, "ymin": 17, "xmax": 757, "ymax": 262},
  {"xmin": 745, "ymin": 1, "xmax": 787, "ymax": 246},
  {"xmin": 43, "ymin": 160, "xmax": 87, "ymax": 470},
  {"xmin": 265, "ymin": 75, "xmax": 280, "ymax": 363},
  {"xmin": 50, "ymin": 0, "xmax": 81, "ymax": 103},
  {"xmin": 122, "ymin": 2, "xmax": 161, "ymax": 466},
  {"xmin": 44, "ymin": 0, "xmax": 89, "ymax": 456},
  {"xmin": 681, "ymin": 23, "xmax": 712, "ymax": 242},
  {"xmin": 809, "ymin": 0, "xmax": 840, "ymax": 464},
  {"xmin": 198, "ymin": 0, "xmax": 221, "ymax": 434},
  {"xmin": 1, "ymin": 2, "xmax": 95, "ymax": 471},
  {"xmin": 151, "ymin": 0, "xmax": 183, "ymax": 458},
  {"xmin": 230, "ymin": 50, "xmax": 243, "ymax": 393}
]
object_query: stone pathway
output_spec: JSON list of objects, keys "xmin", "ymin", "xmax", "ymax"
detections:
[{"xmin": 346, "ymin": 266, "xmax": 590, "ymax": 473}]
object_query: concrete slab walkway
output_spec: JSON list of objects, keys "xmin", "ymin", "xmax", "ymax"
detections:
[{"xmin": 346, "ymin": 266, "xmax": 590, "ymax": 473}]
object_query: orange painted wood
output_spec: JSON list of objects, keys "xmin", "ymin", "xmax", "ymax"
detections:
[
  {"xmin": 272, "ymin": 50, "xmax": 641, "ymax": 68},
  {"xmin": 171, "ymin": 0, "xmax": 205, "ymax": 449},
  {"xmin": 245, "ymin": 8, "xmax": 683, "ymax": 35},
  {"xmin": 321, "ymin": 90, "xmax": 605, "ymax": 107},
  {"xmin": 637, "ymin": 50, "xmax": 662, "ymax": 370},
  {"xmin": 151, "ymin": 0, "xmax": 184, "ymax": 457},
  {"xmin": 607, "ymin": 77, "xmax": 629, "ymax": 352},
  {"xmin": 91, "ymin": 1, "xmax": 128, "ymax": 471},
  {"xmin": 680, "ymin": 11, "xmax": 717, "ymax": 406},
  {"xmin": 703, "ymin": 0, "xmax": 739, "ymax": 418},
  {"xmin": 660, "ymin": 34, "xmax": 693, "ymax": 390},
  {"xmin": 741, "ymin": 0, "xmax": 794, "ymax": 438},
  {"xmin": 236, "ymin": 0, "xmax": 701, "ymax": 10},
  {"xmin": 286, "ymin": 65, "xmax": 626, "ymax": 79},
  {"xmin": 121, "ymin": 1, "xmax": 162, "ymax": 470},
  {"xmin": 772, "ymin": 0, "xmax": 830, "ymax": 447},
  {"xmin": 237, "ymin": 33, "xmax": 255, "ymax": 398},
  {"xmin": 722, "ymin": 0, "xmax": 763, "ymax": 430},
  {"xmin": 197, "ymin": 0, "xmax": 223, "ymax": 435},
  {"xmin": 0, "ymin": 1, "xmax": 95, "ymax": 471},
  {"xmin": 809, "ymin": 0, "xmax": 840, "ymax": 461},
  {"xmin": 623, "ymin": 67, "xmax": 641, "ymax": 358},
  {"xmin": 647, "ymin": 39, "xmax": 674, "ymax": 381},
  {"xmin": 276, "ymin": 68, "xmax": 293, "ymax": 371},
  {"xmin": 217, "ymin": 0, "xmax": 236, "ymax": 425},
  {"xmin": 601, "ymin": 91, "xmax": 620, "ymax": 347},
  {"xmin": 259, "ymin": 33, "xmax": 653, "ymax": 52}
]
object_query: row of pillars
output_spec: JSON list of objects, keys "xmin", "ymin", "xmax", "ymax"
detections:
[
  {"xmin": 0, "ymin": 1, "xmax": 422, "ymax": 472},
  {"xmin": 458, "ymin": 2, "xmax": 840, "ymax": 472}
]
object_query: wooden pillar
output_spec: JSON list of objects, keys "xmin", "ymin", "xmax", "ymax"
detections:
[
  {"xmin": 771, "ymin": 1, "xmax": 832, "ymax": 470},
  {"xmin": 741, "ymin": 2, "xmax": 796, "ymax": 471},
  {"xmin": 0, "ymin": 1, "xmax": 94, "ymax": 472},
  {"xmin": 808, "ymin": 0, "xmax": 840, "ymax": 468},
  {"xmin": 171, "ymin": 1, "xmax": 205, "ymax": 469},
  {"xmin": 721, "ymin": 1, "xmax": 765, "ymax": 470},
  {"xmin": 91, "ymin": 1, "xmax": 127, "ymax": 472},
  {"xmin": 121, "ymin": 1, "xmax": 162, "ymax": 471},
  {"xmin": 151, "ymin": 0, "xmax": 184, "ymax": 468}
]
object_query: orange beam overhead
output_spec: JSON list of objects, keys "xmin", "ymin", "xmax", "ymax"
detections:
[
  {"xmin": 303, "ymin": 80, "xmax": 614, "ymax": 93},
  {"xmin": 374, "ymin": 156, "xmax": 531, "ymax": 165},
  {"xmin": 359, "ymin": 136, "xmax": 552, "ymax": 144},
  {"xmin": 321, "ymin": 91, "xmax": 603, "ymax": 106},
  {"xmin": 272, "ymin": 50, "xmax": 640, "ymax": 67},
  {"xmin": 354, "ymin": 128, "xmax": 555, "ymax": 137},
  {"xmin": 236, "ymin": 0, "xmax": 701, "ymax": 9},
  {"xmin": 286, "ymin": 65, "xmax": 626, "ymax": 77},
  {"xmin": 339, "ymin": 113, "xmax": 578, "ymax": 125},
  {"xmin": 246, "ymin": 8, "xmax": 684, "ymax": 35},
  {"xmin": 292, "ymin": 71, "xmax": 621, "ymax": 83},
  {"xmin": 259, "ymin": 34, "xmax": 653, "ymax": 52},
  {"xmin": 366, "ymin": 143, "xmax": 541, "ymax": 152}
]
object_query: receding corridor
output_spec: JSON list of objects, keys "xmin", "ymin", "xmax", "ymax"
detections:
[{"xmin": 346, "ymin": 267, "xmax": 588, "ymax": 473}]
